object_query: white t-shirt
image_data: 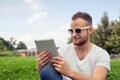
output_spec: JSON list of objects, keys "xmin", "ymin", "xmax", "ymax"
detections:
[{"xmin": 59, "ymin": 43, "xmax": 110, "ymax": 80}]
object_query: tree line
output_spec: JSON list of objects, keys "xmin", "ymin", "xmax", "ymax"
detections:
[
  {"xmin": 0, "ymin": 37, "xmax": 27, "ymax": 51},
  {"xmin": 68, "ymin": 12, "xmax": 120, "ymax": 55}
]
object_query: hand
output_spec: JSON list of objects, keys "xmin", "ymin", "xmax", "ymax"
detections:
[
  {"xmin": 36, "ymin": 50, "xmax": 51, "ymax": 73},
  {"xmin": 51, "ymin": 56, "xmax": 74, "ymax": 77}
]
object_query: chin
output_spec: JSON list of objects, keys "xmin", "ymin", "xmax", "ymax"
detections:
[
  {"xmin": 73, "ymin": 42, "xmax": 80, "ymax": 45},
  {"xmin": 73, "ymin": 40, "xmax": 80, "ymax": 44},
  {"xmin": 73, "ymin": 41, "xmax": 85, "ymax": 46}
]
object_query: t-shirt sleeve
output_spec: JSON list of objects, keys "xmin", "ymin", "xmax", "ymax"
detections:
[{"xmin": 96, "ymin": 50, "xmax": 110, "ymax": 71}]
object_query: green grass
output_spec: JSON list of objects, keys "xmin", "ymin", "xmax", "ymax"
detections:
[
  {"xmin": 0, "ymin": 57, "xmax": 39, "ymax": 80},
  {"xmin": 0, "ymin": 57, "xmax": 120, "ymax": 80},
  {"xmin": 107, "ymin": 57, "xmax": 120, "ymax": 80}
]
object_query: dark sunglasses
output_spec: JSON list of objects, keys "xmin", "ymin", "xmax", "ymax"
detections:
[{"xmin": 68, "ymin": 26, "xmax": 90, "ymax": 34}]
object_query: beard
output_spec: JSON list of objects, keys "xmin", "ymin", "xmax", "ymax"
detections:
[{"xmin": 73, "ymin": 36, "xmax": 89, "ymax": 46}]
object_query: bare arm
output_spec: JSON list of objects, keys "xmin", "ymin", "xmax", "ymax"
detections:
[
  {"xmin": 52, "ymin": 56, "xmax": 108, "ymax": 80},
  {"xmin": 68, "ymin": 66, "xmax": 108, "ymax": 80}
]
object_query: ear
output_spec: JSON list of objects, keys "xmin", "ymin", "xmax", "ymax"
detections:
[{"xmin": 88, "ymin": 26, "xmax": 93, "ymax": 34}]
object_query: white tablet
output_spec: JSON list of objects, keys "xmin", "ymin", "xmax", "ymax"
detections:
[{"xmin": 35, "ymin": 38, "xmax": 59, "ymax": 58}]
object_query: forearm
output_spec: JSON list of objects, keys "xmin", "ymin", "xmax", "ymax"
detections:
[
  {"xmin": 68, "ymin": 70, "xmax": 96, "ymax": 80},
  {"xmin": 68, "ymin": 66, "xmax": 108, "ymax": 80}
]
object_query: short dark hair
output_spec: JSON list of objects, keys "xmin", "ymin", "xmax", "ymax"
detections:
[{"xmin": 72, "ymin": 11, "xmax": 92, "ymax": 26}]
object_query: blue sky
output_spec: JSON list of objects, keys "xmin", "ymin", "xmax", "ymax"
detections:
[{"xmin": 0, "ymin": 0, "xmax": 120, "ymax": 49}]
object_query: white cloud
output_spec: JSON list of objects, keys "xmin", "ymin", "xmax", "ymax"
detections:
[
  {"xmin": 23, "ymin": 0, "xmax": 48, "ymax": 24},
  {"xmin": 0, "ymin": 0, "xmax": 48, "ymax": 24},
  {"xmin": 23, "ymin": 0, "xmax": 44, "ymax": 11},
  {"xmin": 0, "ymin": 0, "xmax": 40, "ymax": 12},
  {"xmin": 27, "ymin": 11, "xmax": 48, "ymax": 24}
]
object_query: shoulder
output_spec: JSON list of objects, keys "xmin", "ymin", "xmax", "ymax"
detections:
[
  {"xmin": 91, "ymin": 44, "xmax": 110, "ymax": 63},
  {"xmin": 92, "ymin": 44, "xmax": 110, "ymax": 71},
  {"xmin": 93, "ymin": 44, "xmax": 109, "ymax": 56}
]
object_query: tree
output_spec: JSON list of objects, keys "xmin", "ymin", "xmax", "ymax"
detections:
[
  {"xmin": 0, "ymin": 39, "xmax": 5, "ymax": 51},
  {"xmin": 91, "ymin": 12, "xmax": 112, "ymax": 53},
  {"xmin": 7, "ymin": 37, "xmax": 27, "ymax": 50},
  {"xmin": 0, "ymin": 37, "xmax": 15, "ymax": 51},
  {"xmin": 106, "ymin": 19, "xmax": 120, "ymax": 54},
  {"xmin": 16, "ymin": 41, "xmax": 27, "ymax": 50},
  {"xmin": 8, "ymin": 37, "xmax": 17, "ymax": 49},
  {"xmin": 0, "ymin": 37, "xmax": 27, "ymax": 51},
  {"xmin": 91, "ymin": 12, "xmax": 120, "ymax": 55}
]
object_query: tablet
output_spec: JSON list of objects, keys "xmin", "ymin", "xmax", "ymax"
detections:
[{"xmin": 35, "ymin": 38, "xmax": 59, "ymax": 58}]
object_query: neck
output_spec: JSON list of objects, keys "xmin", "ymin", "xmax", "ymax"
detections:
[{"xmin": 74, "ymin": 41, "xmax": 92, "ymax": 60}]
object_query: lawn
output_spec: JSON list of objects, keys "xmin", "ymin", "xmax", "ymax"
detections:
[
  {"xmin": 0, "ymin": 57, "xmax": 40, "ymax": 80},
  {"xmin": 0, "ymin": 56, "xmax": 120, "ymax": 80},
  {"xmin": 107, "ymin": 57, "xmax": 120, "ymax": 80}
]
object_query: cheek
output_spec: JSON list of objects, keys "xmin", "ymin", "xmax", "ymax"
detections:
[
  {"xmin": 80, "ymin": 31, "xmax": 89, "ymax": 39},
  {"xmin": 80, "ymin": 31, "xmax": 87, "ymax": 37}
]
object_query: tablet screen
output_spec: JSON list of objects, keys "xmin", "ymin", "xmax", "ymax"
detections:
[{"xmin": 35, "ymin": 38, "xmax": 59, "ymax": 58}]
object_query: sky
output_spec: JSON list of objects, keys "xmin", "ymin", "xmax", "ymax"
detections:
[{"xmin": 0, "ymin": 0, "xmax": 120, "ymax": 49}]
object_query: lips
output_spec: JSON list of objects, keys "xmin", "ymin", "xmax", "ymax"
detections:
[{"xmin": 73, "ymin": 37, "xmax": 80, "ymax": 42}]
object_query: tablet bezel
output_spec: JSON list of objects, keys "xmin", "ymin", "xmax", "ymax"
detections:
[{"xmin": 35, "ymin": 38, "xmax": 59, "ymax": 58}]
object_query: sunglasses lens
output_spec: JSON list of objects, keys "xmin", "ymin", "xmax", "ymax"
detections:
[
  {"xmin": 75, "ymin": 29, "xmax": 81, "ymax": 33},
  {"xmin": 68, "ymin": 29, "xmax": 73, "ymax": 34},
  {"xmin": 68, "ymin": 29, "xmax": 81, "ymax": 34}
]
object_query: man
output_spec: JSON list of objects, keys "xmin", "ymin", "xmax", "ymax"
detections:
[{"xmin": 36, "ymin": 11, "xmax": 110, "ymax": 80}]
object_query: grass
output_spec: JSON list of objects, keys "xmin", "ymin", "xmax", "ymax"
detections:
[
  {"xmin": 107, "ymin": 57, "xmax": 120, "ymax": 80},
  {"xmin": 0, "ymin": 56, "xmax": 120, "ymax": 80},
  {"xmin": 0, "ymin": 56, "xmax": 39, "ymax": 80}
]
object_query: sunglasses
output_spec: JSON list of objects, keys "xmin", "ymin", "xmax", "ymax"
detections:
[{"xmin": 68, "ymin": 26, "xmax": 90, "ymax": 34}]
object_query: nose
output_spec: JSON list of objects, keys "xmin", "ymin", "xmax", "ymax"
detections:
[{"xmin": 71, "ymin": 31, "xmax": 77, "ymax": 37}]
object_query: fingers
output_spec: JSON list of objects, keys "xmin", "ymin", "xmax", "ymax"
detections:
[
  {"xmin": 38, "ymin": 53, "xmax": 51, "ymax": 64},
  {"xmin": 37, "ymin": 50, "xmax": 51, "ymax": 62},
  {"xmin": 38, "ymin": 56, "xmax": 51, "ymax": 68},
  {"xmin": 51, "ymin": 56, "xmax": 72, "ymax": 76},
  {"xmin": 52, "ymin": 62, "xmax": 63, "ymax": 68},
  {"xmin": 37, "ymin": 50, "xmax": 50, "ymax": 59},
  {"xmin": 51, "ymin": 56, "xmax": 64, "ymax": 68},
  {"xmin": 51, "ymin": 56, "xmax": 63, "ymax": 63},
  {"xmin": 52, "ymin": 56, "xmax": 63, "ymax": 61},
  {"xmin": 36, "ymin": 50, "xmax": 52, "ymax": 71}
]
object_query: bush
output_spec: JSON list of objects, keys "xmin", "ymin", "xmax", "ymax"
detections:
[{"xmin": 0, "ymin": 51, "xmax": 20, "ymax": 56}]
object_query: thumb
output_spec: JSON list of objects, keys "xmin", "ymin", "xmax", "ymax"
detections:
[{"xmin": 36, "ymin": 49, "xmax": 40, "ymax": 55}]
